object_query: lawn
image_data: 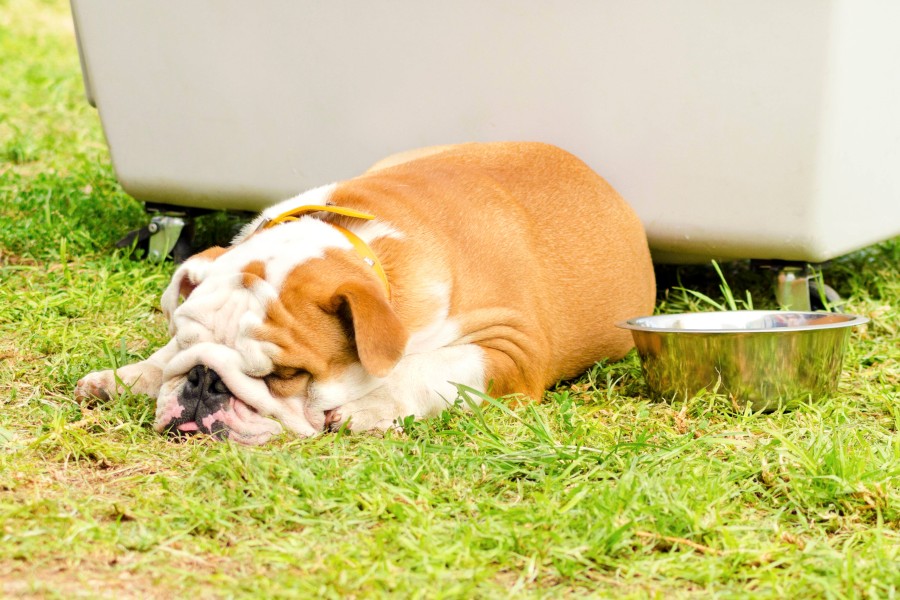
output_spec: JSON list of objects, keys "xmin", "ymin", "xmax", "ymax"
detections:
[{"xmin": 1, "ymin": 1, "xmax": 898, "ymax": 598}]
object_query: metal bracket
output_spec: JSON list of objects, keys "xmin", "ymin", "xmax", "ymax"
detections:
[
  {"xmin": 147, "ymin": 215, "xmax": 186, "ymax": 262},
  {"xmin": 774, "ymin": 264, "xmax": 811, "ymax": 311}
]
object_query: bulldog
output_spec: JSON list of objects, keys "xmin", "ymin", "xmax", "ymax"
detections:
[{"xmin": 75, "ymin": 142, "xmax": 655, "ymax": 444}]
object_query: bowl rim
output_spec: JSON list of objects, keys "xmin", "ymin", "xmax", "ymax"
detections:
[{"xmin": 616, "ymin": 310, "xmax": 869, "ymax": 334}]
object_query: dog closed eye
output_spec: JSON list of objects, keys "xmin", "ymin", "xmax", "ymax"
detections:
[
  {"xmin": 264, "ymin": 367, "xmax": 311, "ymax": 398},
  {"xmin": 267, "ymin": 367, "xmax": 306, "ymax": 380}
]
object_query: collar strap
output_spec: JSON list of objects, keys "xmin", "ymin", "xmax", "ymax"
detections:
[
  {"xmin": 257, "ymin": 204, "xmax": 390, "ymax": 298},
  {"xmin": 257, "ymin": 204, "xmax": 378, "ymax": 229}
]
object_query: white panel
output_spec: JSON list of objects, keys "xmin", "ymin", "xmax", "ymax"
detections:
[{"xmin": 70, "ymin": 0, "xmax": 900, "ymax": 262}]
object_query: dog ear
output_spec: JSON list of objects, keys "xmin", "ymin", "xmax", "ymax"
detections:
[
  {"xmin": 160, "ymin": 246, "xmax": 229, "ymax": 329},
  {"xmin": 329, "ymin": 280, "xmax": 407, "ymax": 378}
]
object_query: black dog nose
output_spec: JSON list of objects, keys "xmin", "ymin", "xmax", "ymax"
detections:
[
  {"xmin": 185, "ymin": 365, "xmax": 231, "ymax": 407},
  {"xmin": 166, "ymin": 365, "xmax": 233, "ymax": 439}
]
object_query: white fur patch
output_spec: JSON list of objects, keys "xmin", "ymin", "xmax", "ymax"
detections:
[
  {"xmin": 227, "ymin": 218, "xmax": 354, "ymax": 293},
  {"xmin": 349, "ymin": 219, "xmax": 405, "ymax": 245},
  {"xmin": 308, "ymin": 363, "xmax": 383, "ymax": 412},
  {"xmin": 233, "ymin": 183, "xmax": 338, "ymax": 244},
  {"xmin": 404, "ymin": 282, "xmax": 460, "ymax": 355},
  {"xmin": 328, "ymin": 344, "xmax": 487, "ymax": 432},
  {"xmin": 389, "ymin": 344, "xmax": 487, "ymax": 415},
  {"xmin": 162, "ymin": 215, "xmax": 351, "ymax": 331},
  {"xmin": 171, "ymin": 275, "xmax": 277, "ymax": 376}
]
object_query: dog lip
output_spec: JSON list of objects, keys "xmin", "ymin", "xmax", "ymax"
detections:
[
  {"xmin": 161, "ymin": 396, "xmax": 282, "ymax": 444},
  {"xmin": 201, "ymin": 409, "xmax": 228, "ymax": 431}
]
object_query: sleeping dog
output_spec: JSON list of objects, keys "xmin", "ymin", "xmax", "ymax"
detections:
[{"xmin": 75, "ymin": 142, "xmax": 655, "ymax": 444}]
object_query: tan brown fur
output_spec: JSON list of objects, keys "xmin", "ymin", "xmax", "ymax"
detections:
[{"xmin": 241, "ymin": 260, "xmax": 267, "ymax": 288}]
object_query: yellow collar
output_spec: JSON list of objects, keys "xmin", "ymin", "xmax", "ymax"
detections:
[{"xmin": 256, "ymin": 204, "xmax": 390, "ymax": 298}]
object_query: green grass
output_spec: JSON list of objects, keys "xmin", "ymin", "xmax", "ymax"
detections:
[{"xmin": 1, "ymin": 1, "xmax": 899, "ymax": 597}]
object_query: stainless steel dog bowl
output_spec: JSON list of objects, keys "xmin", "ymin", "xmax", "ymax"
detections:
[{"xmin": 617, "ymin": 311, "xmax": 868, "ymax": 411}]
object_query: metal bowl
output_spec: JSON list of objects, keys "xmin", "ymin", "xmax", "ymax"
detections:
[{"xmin": 617, "ymin": 311, "xmax": 868, "ymax": 411}]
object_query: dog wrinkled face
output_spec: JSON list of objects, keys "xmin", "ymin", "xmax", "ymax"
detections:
[
  {"xmin": 154, "ymin": 267, "xmax": 303, "ymax": 445},
  {"xmin": 152, "ymin": 218, "xmax": 407, "ymax": 445}
]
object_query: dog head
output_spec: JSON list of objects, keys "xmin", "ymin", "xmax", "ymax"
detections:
[{"xmin": 153, "ymin": 208, "xmax": 407, "ymax": 445}]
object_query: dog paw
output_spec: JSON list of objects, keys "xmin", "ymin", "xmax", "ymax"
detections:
[
  {"xmin": 324, "ymin": 397, "xmax": 409, "ymax": 433},
  {"xmin": 74, "ymin": 370, "xmax": 117, "ymax": 402}
]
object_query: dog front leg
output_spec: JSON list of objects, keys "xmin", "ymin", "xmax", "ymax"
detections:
[
  {"xmin": 75, "ymin": 338, "xmax": 179, "ymax": 401},
  {"xmin": 324, "ymin": 344, "xmax": 487, "ymax": 433}
]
